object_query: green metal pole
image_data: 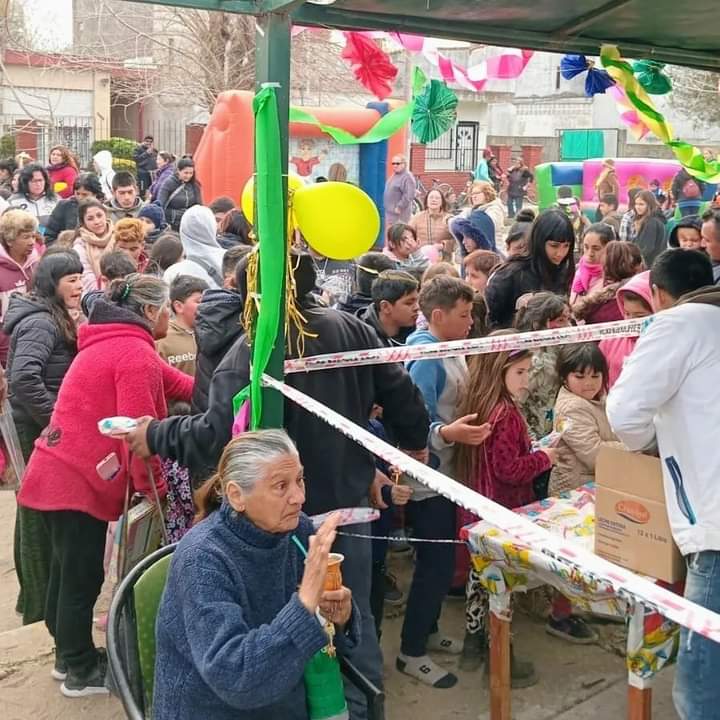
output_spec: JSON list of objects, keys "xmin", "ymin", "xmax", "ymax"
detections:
[{"xmin": 255, "ymin": 11, "xmax": 291, "ymax": 429}]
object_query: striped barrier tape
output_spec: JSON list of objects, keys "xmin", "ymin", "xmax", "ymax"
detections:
[
  {"xmin": 261, "ymin": 373, "xmax": 720, "ymax": 643},
  {"xmin": 284, "ymin": 318, "xmax": 646, "ymax": 374}
]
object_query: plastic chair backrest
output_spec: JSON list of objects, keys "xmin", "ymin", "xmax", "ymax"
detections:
[{"xmin": 133, "ymin": 552, "xmax": 172, "ymax": 709}]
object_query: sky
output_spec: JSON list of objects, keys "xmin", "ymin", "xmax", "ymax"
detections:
[{"xmin": 21, "ymin": 0, "xmax": 73, "ymax": 50}]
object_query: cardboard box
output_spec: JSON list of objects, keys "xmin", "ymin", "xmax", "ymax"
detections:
[{"xmin": 594, "ymin": 447, "xmax": 685, "ymax": 583}]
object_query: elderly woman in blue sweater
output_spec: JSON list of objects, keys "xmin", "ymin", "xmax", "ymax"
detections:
[{"xmin": 153, "ymin": 430, "xmax": 358, "ymax": 720}]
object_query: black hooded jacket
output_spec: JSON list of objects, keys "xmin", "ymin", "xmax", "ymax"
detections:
[
  {"xmin": 4, "ymin": 294, "xmax": 76, "ymax": 433},
  {"xmin": 147, "ymin": 295, "xmax": 430, "ymax": 512},
  {"xmin": 191, "ymin": 288, "xmax": 245, "ymax": 413}
]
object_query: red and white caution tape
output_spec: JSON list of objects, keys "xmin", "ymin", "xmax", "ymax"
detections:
[
  {"xmin": 262, "ymin": 373, "xmax": 720, "ymax": 643},
  {"xmin": 285, "ymin": 318, "xmax": 646, "ymax": 374}
]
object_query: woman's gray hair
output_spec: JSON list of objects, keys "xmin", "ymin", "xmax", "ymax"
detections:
[
  {"xmin": 106, "ymin": 272, "xmax": 169, "ymax": 316},
  {"xmin": 221, "ymin": 429, "xmax": 298, "ymax": 493},
  {"xmin": 195, "ymin": 429, "xmax": 299, "ymax": 520}
]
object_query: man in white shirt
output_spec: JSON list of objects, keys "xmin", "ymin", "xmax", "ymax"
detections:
[{"xmin": 607, "ymin": 249, "xmax": 718, "ymax": 720}]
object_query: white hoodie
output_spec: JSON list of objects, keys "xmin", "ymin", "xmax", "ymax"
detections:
[
  {"xmin": 178, "ymin": 205, "xmax": 225, "ymax": 289},
  {"xmin": 93, "ymin": 150, "xmax": 115, "ymax": 200},
  {"xmin": 607, "ymin": 301, "xmax": 720, "ymax": 556}
]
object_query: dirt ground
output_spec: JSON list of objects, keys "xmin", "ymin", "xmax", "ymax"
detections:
[{"xmin": 0, "ymin": 492, "xmax": 679, "ymax": 719}]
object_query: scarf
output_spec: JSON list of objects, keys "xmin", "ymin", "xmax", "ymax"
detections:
[{"xmin": 78, "ymin": 224, "xmax": 113, "ymax": 286}]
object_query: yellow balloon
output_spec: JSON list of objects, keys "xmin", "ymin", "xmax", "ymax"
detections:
[
  {"xmin": 293, "ymin": 182, "xmax": 380, "ymax": 261},
  {"xmin": 240, "ymin": 173, "xmax": 305, "ymax": 224}
]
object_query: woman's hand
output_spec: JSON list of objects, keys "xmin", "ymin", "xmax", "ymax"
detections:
[
  {"xmin": 319, "ymin": 586, "xmax": 352, "ymax": 627},
  {"xmin": 298, "ymin": 513, "xmax": 340, "ymax": 614}
]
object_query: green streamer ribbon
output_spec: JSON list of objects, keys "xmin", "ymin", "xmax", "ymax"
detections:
[
  {"xmin": 288, "ymin": 67, "xmax": 426, "ymax": 145},
  {"xmin": 601, "ymin": 45, "xmax": 720, "ymax": 183},
  {"xmin": 232, "ymin": 86, "xmax": 287, "ymax": 428}
]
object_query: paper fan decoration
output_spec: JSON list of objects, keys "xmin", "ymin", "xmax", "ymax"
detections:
[
  {"xmin": 560, "ymin": 54, "xmax": 615, "ymax": 97},
  {"xmin": 632, "ymin": 60, "xmax": 672, "ymax": 95},
  {"xmin": 412, "ymin": 79, "xmax": 458, "ymax": 144},
  {"xmin": 340, "ymin": 31, "xmax": 398, "ymax": 100}
]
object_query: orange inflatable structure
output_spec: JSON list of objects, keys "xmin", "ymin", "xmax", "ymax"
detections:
[{"xmin": 194, "ymin": 90, "xmax": 408, "ymax": 229}]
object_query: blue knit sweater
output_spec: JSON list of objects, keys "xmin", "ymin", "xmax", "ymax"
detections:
[{"xmin": 153, "ymin": 503, "xmax": 359, "ymax": 719}]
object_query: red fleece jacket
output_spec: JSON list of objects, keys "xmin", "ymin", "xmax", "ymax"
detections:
[
  {"xmin": 466, "ymin": 401, "xmax": 552, "ymax": 514},
  {"xmin": 18, "ymin": 321, "xmax": 193, "ymax": 521}
]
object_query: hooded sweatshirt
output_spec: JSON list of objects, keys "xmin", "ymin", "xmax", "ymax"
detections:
[
  {"xmin": 607, "ymin": 286, "xmax": 720, "ymax": 556},
  {"xmin": 668, "ymin": 215, "xmax": 702, "ymax": 249},
  {"xmin": 17, "ymin": 298, "xmax": 194, "ymax": 521},
  {"xmin": 104, "ymin": 196, "xmax": 145, "ymax": 224},
  {"xmin": 93, "ymin": 150, "xmax": 115, "ymax": 200},
  {"xmin": 0, "ymin": 244, "xmax": 41, "ymax": 365},
  {"xmin": 5, "ymin": 293, "xmax": 76, "ymax": 433},
  {"xmin": 179, "ymin": 206, "xmax": 225, "ymax": 288},
  {"xmin": 7, "ymin": 193, "xmax": 58, "ymax": 235},
  {"xmin": 598, "ymin": 271, "xmax": 653, "ymax": 388},
  {"xmin": 191, "ymin": 288, "xmax": 245, "ymax": 413}
]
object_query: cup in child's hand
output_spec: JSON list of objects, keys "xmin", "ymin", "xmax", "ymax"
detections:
[{"xmin": 324, "ymin": 553, "xmax": 344, "ymax": 591}]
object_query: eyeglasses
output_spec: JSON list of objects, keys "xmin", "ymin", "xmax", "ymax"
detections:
[{"xmin": 391, "ymin": 161, "xmax": 404, "ymax": 166}]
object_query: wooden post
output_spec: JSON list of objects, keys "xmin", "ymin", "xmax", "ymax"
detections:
[
  {"xmin": 628, "ymin": 685, "xmax": 652, "ymax": 720},
  {"xmin": 489, "ymin": 611, "xmax": 511, "ymax": 720}
]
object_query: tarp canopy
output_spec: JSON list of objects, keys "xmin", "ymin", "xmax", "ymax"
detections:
[{"xmin": 129, "ymin": 0, "xmax": 720, "ymax": 72}]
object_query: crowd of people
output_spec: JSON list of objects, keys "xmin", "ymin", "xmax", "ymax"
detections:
[{"xmin": 0, "ymin": 140, "xmax": 718, "ymax": 720}]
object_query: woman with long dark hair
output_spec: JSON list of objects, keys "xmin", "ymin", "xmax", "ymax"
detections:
[
  {"xmin": 17, "ymin": 273, "xmax": 193, "ymax": 697},
  {"xmin": 632, "ymin": 190, "xmax": 666, "ymax": 267},
  {"xmin": 47, "ymin": 145, "xmax": 79, "ymax": 199},
  {"xmin": 72, "ymin": 199, "xmax": 113, "ymax": 293},
  {"xmin": 156, "ymin": 157, "xmax": 203, "ymax": 231},
  {"xmin": 8, "ymin": 163, "xmax": 58, "ymax": 233},
  {"xmin": 7, "ymin": 250, "xmax": 83, "ymax": 625},
  {"xmin": 485, "ymin": 209, "xmax": 575, "ymax": 328},
  {"xmin": 216, "ymin": 208, "xmax": 252, "ymax": 250}
]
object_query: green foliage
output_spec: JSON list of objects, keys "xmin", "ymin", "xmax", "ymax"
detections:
[
  {"xmin": 112, "ymin": 158, "xmax": 137, "ymax": 174},
  {"xmin": 91, "ymin": 137, "xmax": 137, "ymax": 161},
  {"xmin": 0, "ymin": 135, "xmax": 17, "ymax": 159}
]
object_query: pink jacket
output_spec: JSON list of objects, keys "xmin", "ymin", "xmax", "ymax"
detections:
[
  {"xmin": 0, "ymin": 244, "xmax": 40, "ymax": 365},
  {"xmin": 599, "ymin": 271, "xmax": 653, "ymax": 387},
  {"xmin": 18, "ymin": 308, "xmax": 193, "ymax": 521}
]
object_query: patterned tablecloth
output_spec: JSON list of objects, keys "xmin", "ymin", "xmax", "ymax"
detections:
[{"xmin": 463, "ymin": 484, "xmax": 680, "ymax": 685}]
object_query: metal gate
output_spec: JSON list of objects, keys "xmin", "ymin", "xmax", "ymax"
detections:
[{"xmin": 454, "ymin": 121, "xmax": 478, "ymax": 171}]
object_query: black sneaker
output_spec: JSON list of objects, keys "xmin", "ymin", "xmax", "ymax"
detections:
[
  {"xmin": 61, "ymin": 653, "xmax": 109, "ymax": 698},
  {"xmin": 458, "ymin": 631, "xmax": 486, "ymax": 672},
  {"xmin": 546, "ymin": 615, "xmax": 598, "ymax": 645}
]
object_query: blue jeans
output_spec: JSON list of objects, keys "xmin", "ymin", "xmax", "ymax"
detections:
[
  {"xmin": 507, "ymin": 195, "xmax": 523, "ymax": 218},
  {"xmin": 673, "ymin": 551, "xmax": 720, "ymax": 720}
]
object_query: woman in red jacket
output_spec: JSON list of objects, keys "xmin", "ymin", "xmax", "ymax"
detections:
[
  {"xmin": 47, "ymin": 146, "xmax": 79, "ymax": 200},
  {"xmin": 17, "ymin": 273, "xmax": 193, "ymax": 699}
]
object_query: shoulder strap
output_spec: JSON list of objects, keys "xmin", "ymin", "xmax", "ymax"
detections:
[
  {"xmin": 191, "ymin": 255, "xmax": 223, "ymax": 287},
  {"xmin": 162, "ymin": 182, "xmax": 185, "ymax": 210}
]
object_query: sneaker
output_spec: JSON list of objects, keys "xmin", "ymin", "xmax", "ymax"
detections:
[
  {"xmin": 458, "ymin": 631, "xmax": 486, "ymax": 672},
  {"xmin": 60, "ymin": 655, "xmax": 109, "ymax": 698},
  {"xmin": 546, "ymin": 615, "xmax": 598, "ymax": 645},
  {"xmin": 383, "ymin": 573, "xmax": 405, "ymax": 606},
  {"xmin": 51, "ymin": 658, "xmax": 67, "ymax": 682}
]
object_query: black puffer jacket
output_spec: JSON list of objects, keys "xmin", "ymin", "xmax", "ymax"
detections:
[
  {"xmin": 4, "ymin": 294, "xmax": 76, "ymax": 433},
  {"xmin": 148, "ymin": 295, "xmax": 430, "ymax": 510},
  {"xmin": 216, "ymin": 232, "xmax": 251, "ymax": 251},
  {"xmin": 44, "ymin": 197, "xmax": 80, "ymax": 245},
  {"xmin": 156, "ymin": 174, "xmax": 203, "ymax": 231},
  {"xmin": 191, "ymin": 288, "xmax": 244, "ymax": 413},
  {"xmin": 485, "ymin": 256, "xmax": 572, "ymax": 328}
]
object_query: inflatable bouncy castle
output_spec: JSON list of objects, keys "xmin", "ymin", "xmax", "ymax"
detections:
[
  {"xmin": 535, "ymin": 158, "xmax": 717, "ymax": 212},
  {"xmin": 193, "ymin": 91, "xmax": 407, "ymax": 243}
]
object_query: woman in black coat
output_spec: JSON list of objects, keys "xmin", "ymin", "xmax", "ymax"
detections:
[
  {"xmin": 44, "ymin": 174, "xmax": 104, "ymax": 245},
  {"xmin": 156, "ymin": 157, "xmax": 203, "ymax": 231},
  {"xmin": 632, "ymin": 190, "xmax": 667, "ymax": 268},
  {"xmin": 7, "ymin": 250, "xmax": 84, "ymax": 625},
  {"xmin": 485, "ymin": 209, "xmax": 575, "ymax": 328}
]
